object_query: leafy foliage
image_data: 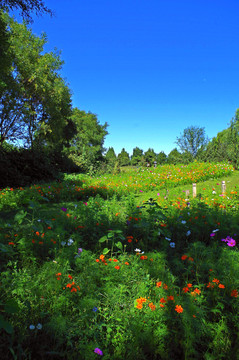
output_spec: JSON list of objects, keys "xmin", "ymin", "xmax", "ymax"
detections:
[{"xmin": 176, "ymin": 126, "xmax": 209, "ymax": 158}]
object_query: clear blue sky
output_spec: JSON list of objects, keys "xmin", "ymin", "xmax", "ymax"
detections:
[{"xmin": 12, "ymin": 0, "xmax": 239, "ymax": 155}]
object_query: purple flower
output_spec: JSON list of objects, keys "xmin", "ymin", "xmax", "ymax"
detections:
[
  {"xmin": 83, "ymin": 202, "xmax": 88, "ymax": 206},
  {"xmin": 61, "ymin": 207, "xmax": 67, "ymax": 212},
  {"xmin": 94, "ymin": 348, "xmax": 103, "ymax": 356},
  {"xmin": 210, "ymin": 233, "xmax": 215, "ymax": 237},
  {"xmin": 93, "ymin": 307, "xmax": 98, "ymax": 312},
  {"xmin": 78, "ymin": 248, "xmax": 83, "ymax": 254}
]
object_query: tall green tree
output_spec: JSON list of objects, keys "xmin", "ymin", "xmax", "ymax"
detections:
[
  {"xmin": 167, "ymin": 148, "xmax": 182, "ymax": 164},
  {"xmin": 118, "ymin": 148, "xmax": 130, "ymax": 166},
  {"xmin": 157, "ymin": 151, "xmax": 167, "ymax": 164},
  {"xmin": 65, "ymin": 108, "xmax": 108, "ymax": 172},
  {"xmin": 0, "ymin": 13, "xmax": 72, "ymax": 149},
  {"xmin": 105, "ymin": 147, "xmax": 117, "ymax": 165},
  {"xmin": 176, "ymin": 126, "xmax": 208, "ymax": 158},
  {"xmin": 144, "ymin": 148, "xmax": 157, "ymax": 165},
  {"xmin": 131, "ymin": 147, "xmax": 143, "ymax": 166}
]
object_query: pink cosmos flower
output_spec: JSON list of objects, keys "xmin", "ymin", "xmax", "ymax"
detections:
[{"xmin": 94, "ymin": 348, "xmax": 103, "ymax": 356}]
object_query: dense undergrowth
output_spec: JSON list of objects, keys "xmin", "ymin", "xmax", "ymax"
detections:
[{"xmin": 0, "ymin": 162, "xmax": 238, "ymax": 359}]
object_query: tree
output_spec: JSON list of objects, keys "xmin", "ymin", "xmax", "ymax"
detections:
[
  {"xmin": 144, "ymin": 148, "xmax": 157, "ymax": 165},
  {"xmin": 0, "ymin": 13, "xmax": 72, "ymax": 149},
  {"xmin": 105, "ymin": 147, "xmax": 117, "ymax": 165},
  {"xmin": 118, "ymin": 148, "xmax": 130, "ymax": 166},
  {"xmin": 64, "ymin": 108, "xmax": 108, "ymax": 172},
  {"xmin": 0, "ymin": 0, "xmax": 52, "ymax": 21},
  {"xmin": 167, "ymin": 148, "xmax": 182, "ymax": 164},
  {"xmin": 157, "ymin": 151, "xmax": 167, "ymax": 164},
  {"xmin": 176, "ymin": 126, "xmax": 209, "ymax": 158},
  {"xmin": 131, "ymin": 147, "xmax": 143, "ymax": 166}
]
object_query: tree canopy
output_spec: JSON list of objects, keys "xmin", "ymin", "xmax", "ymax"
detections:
[
  {"xmin": 0, "ymin": 0, "xmax": 52, "ymax": 21},
  {"xmin": 176, "ymin": 126, "xmax": 209, "ymax": 158},
  {"xmin": 0, "ymin": 12, "xmax": 72, "ymax": 149}
]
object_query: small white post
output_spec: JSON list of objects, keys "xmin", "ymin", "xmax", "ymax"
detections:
[
  {"xmin": 193, "ymin": 183, "xmax": 196, "ymax": 198},
  {"xmin": 221, "ymin": 181, "xmax": 226, "ymax": 194}
]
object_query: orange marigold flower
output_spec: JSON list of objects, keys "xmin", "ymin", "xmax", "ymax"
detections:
[
  {"xmin": 137, "ymin": 297, "xmax": 147, "ymax": 304},
  {"xmin": 231, "ymin": 289, "xmax": 238, "ymax": 297},
  {"xmin": 163, "ymin": 284, "xmax": 168, "ymax": 290},
  {"xmin": 181, "ymin": 255, "xmax": 187, "ymax": 260},
  {"xmin": 187, "ymin": 283, "xmax": 192, "ymax": 288},
  {"xmin": 96, "ymin": 259, "xmax": 100, "ymax": 262},
  {"xmin": 115, "ymin": 265, "xmax": 120, "ymax": 270},
  {"xmin": 100, "ymin": 255, "xmax": 105, "ymax": 260},
  {"xmin": 183, "ymin": 287, "xmax": 189, "ymax": 293},
  {"xmin": 113, "ymin": 259, "xmax": 118, "ymax": 262},
  {"xmin": 71, "ymin": 287, "xmax": 77, "ymax": 292},
  {"xmin": 159, "ymin": 304, "xmax": 165, "ymax": 308},
  {"xmin": 68, "ymin": 275, "xmax": 73, "ymax": 279},
  {"xmin": 218, "ymin": 284, "xmax": 225, "ymax": 289},
  {"xmin": 207, "ymin": 282, "xmax": 214, "ymax": 288},
  {"xmin": 212, "ymin": 278, "xmax": 220, "ymax": 284},
  {"xmin": 136, "ymin": 303, "xmax": 143, "ymax": 309},
  {"xmin": 194, "ymin": 288, "xmax": 201, "ymax": 295},
  {"xmin": 125, "ymin": 262, "xmax": 129, "ymax": 265},
  {"xmin": 167, "ymin": 295, "xmax": 174, "ymax": 301},
  {"xmin": 109, "ymin": 258, "xmax": 112, "ymax": 261},
  {"xmin": 160, "ymin": 297, "xmax": 166, "ymax": 303},
  {"xmin": 175, "ymin": 305, "xmax": 183, "ymax": 313},
  {"xmin": 128, "ymin": 239, "xmax": 132, "ymax": 243},
  {"xmin": 36, "ymin": 231, "xmax": 40, "ymax": 236},
  {"xmin": 66, "ymin": 283, "xmax": 72, "ymax": 288},
  {"xmin": 188, "ymin": 257, "xmax": 194, "ymax": 261},
  {"xmin": 148, "ymin": 302, "xmax": 156, "ymax": 311},
  {"xmin": 56, "ymin": 273, "xmax": 62, "ymax": 276},
  {"xmin": 156, "ymin": 281, "xmax": 162, "ymax": 287},
  {"xmin": 8, "ymin": 242, "xmax": 15, "ymax": 245}
]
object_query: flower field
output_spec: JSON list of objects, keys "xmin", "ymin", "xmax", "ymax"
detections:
[{"xmin": 0, "ymin": 162, "xmax": 238, "ymax": 359}]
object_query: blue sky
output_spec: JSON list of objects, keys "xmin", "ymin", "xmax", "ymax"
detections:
[{"xmin": 12, "ymin": 0, "xmax": 239, "ymax": 155}]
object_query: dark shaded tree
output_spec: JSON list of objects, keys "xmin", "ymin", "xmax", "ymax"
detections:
[{"xmin": 0, "ymin": 0, "xmax": 52, "ymax": 21}]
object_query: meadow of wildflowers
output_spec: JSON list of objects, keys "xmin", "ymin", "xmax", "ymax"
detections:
[{"xmin": 0, "ymin": 162, "xmax": 238, "ymax": 359}]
